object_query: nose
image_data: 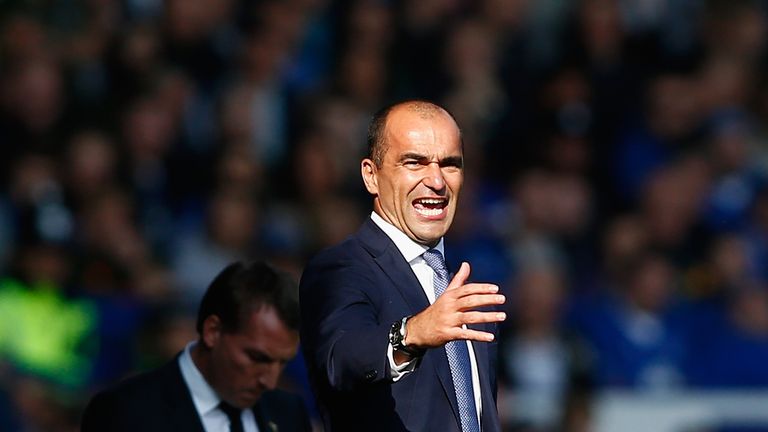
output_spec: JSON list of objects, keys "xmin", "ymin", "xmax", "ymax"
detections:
[
  {"xmin": 422, "ymin": 162, "xmax": 446, "ymax": 192},
  {"xmin": 258, "ymin": 362, "xmax": 282, "ymax": 390}
]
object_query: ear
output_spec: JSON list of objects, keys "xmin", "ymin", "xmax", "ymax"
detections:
[
  {"xmin": 201, "ymin": 315, "xmax": 223, "ymax": 349},
  {"xmin": 361, "ymin": 158, "xmax": 379, "ymax": 195}
]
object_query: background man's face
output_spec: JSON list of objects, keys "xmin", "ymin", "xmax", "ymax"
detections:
[
  {"xmin": 206, "ymin": 306, "xmax": 299, "ymax": 408},
  {"xmin": 365, "ymin": 107, "xmax": 464, "ymax": 246}
]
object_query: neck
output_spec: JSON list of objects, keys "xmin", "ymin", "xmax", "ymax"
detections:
[
  {"xmin": 190, "ymin": 342, "xmax": 212, "ymax": 384},
  {"xmin": 370, "ymin": 209, "xmax": 441, "ymax": 249}
]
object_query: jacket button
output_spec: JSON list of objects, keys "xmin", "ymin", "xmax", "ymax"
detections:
[{"xmin": 364, "ymin": 370, "xmax": 377, "ymax": 381}]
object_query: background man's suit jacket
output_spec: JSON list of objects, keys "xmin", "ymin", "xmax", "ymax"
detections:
[
  {"xmin": 81, "ymin": 354, "xmax": 311, "ymax": 432},
  {"xmin": 300, "ymin": 218, "xmax": 501, "ymax": 431}
]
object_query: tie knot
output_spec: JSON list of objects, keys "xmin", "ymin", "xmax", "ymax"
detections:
[
  {"xmin": 218, "ymin": 401, "xmax": 242, "ymax": 421},
  {"xmin": 422, "ymin": 248, "xmax": 448, "ymax": 275}
]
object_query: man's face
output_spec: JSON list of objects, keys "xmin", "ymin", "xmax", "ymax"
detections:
[
  {"xmin": 362, "ymin": 107, "xmax": 464, "ymax": 246},
  {"xmin": 205, "ymin": 306, "xmax": 299, "ymax": 408}
]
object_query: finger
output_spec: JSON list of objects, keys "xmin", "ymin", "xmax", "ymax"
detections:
[
  {"xmin": 460, "ymin": 310, "xmax": 507, "ymax": 325},
  {"xmin": 453, "ymin": 328, "xmax": 496, "ymax": 342},
  {"xmin": 455, "ymin": 293, "xmax": 506, "ymax": 310},
  {"xmin": 446, "ymin": 262, "xmax": 470, "ymax": 290},
  {"xmin": 452, "ymin": 284, "xmax": 499, "ymax": 298}
]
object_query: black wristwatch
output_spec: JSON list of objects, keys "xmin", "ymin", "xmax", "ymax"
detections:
[{"xmin": 389, "ymin": 316, "xmax": 425, "ymax": 358}]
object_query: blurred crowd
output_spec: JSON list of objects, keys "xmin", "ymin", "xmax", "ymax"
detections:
[{"xmin": 2, "ymin": 0, "xmax": 768, "ymax": 431}]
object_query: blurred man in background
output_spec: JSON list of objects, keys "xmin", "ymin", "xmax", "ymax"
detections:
[{"xmin": 82, "ymin": 261, "xmax": 311, "ymax": 432}]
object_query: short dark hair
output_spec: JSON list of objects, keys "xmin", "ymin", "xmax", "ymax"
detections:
[
  {"xmin": 196, "ymin": 261, "xmax": 299, "ymax": 334},
  {"xmin": 366, "ymin": 100, "xmax": 459, "ymax": 167}
]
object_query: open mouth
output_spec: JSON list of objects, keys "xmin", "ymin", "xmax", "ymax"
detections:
[{"xmin": 413, "ymin": 197, "xmax": 448, "ymax": 217}]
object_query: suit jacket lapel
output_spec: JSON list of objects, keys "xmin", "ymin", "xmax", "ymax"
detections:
[
  {"xmin": 253, "ymin": 403, "xmax": 272, "ymax": 432},
  {"xmin": 356, "ymin": 219, "xmax": 430, "ymax": 312},
  {"xmin": 356, "ymin": 218, "xmax": 463, "ymax": 428},
  {"xmin": 164, "ymin": 358, "xmax": 207, "ymax": 432},
  {"xmin": 432, "ymin": 346, "xmax": 462, "ymax": 426}
]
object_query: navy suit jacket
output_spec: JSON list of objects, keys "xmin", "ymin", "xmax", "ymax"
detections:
[
  {"xmin": 300, "ymin": 218, "xmax": 501, "ymax": 431},
  {"xmin": 81, "ymin": 354, "xmax": 311, "ymax": 432}
]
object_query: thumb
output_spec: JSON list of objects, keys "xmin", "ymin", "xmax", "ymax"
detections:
[{"xmin": 447, "ymin": 262, "xmax": 470, "ymax": 290}]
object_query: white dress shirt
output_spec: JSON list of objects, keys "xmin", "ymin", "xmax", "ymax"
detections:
[
  {"xmin": 371, "ymin": 212, "xmax": 483, "ymax": 424},
  {"xmin": 178, "ymin": 342, "xmax": 260, "ymax": 432}
]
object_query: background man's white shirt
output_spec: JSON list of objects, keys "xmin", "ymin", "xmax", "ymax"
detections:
[{"xmin": 179, "ymin": 342, "xmax": 260, "ymax": 432}]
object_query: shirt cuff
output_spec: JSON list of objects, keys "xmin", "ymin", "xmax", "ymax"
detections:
[{"xmin": 387, "ymin": 342, "xmax": 417, "ymax": 381}]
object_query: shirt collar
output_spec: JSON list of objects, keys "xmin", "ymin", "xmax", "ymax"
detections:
[
  {"xmin": 178, "ymin": 341, "xmax": 221, "ymax": 417},
  {"xmin": 370, "ymin": 212, "xmax": 444, "ymax": 263}
]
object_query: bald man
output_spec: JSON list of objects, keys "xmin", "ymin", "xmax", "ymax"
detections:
[{"xmin": 300, "ymin": 100, "xmax": 506, "ymax": 431}]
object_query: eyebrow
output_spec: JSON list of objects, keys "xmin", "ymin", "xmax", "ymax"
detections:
[
  {"xmin": 245, "ymin": 348, "xmax": 273, "ymax": 362},
  {"xmin": 399, "ymin": 153, "xmax": 463, "ymax": 167},
  {"xmin": 245, "ymin": 347, "xmax": 294, "ymax": 363},
  {"xmin": 399, "ymin": 152, "xmax": 427, "ymax": 161},
  {"xmin": 441, "ymin": 156, "xmax": 464, "ymax": 168}
]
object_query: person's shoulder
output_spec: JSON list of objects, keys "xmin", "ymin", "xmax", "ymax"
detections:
[
  {"xmin": 300, "ymin": 219, "xmax": 390, "ymax": 293},
  {"xmin": 315, "ymin": 236, "xmax": 357, "ymax": 256},
  {"xmin": 305, "ymin": 224, "xmax": 371, "ymax": 267},
  {"xmin": 108, "ymin": 359, "xmax": 178, "ymax": 395},
  {"xmin": 85, "ymin": 360, "xmax": 178, "ymax": 412},
  {"xmin": 301, "ymin": 237, "xmax": 375, "ymax": 285},
  {"xmin": 82, "ymin": 359, "xmax": 180, "ymax": 431}
]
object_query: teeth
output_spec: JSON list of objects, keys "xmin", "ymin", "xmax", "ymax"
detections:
[
  {"xmin": 418, "ymin": 198, "xmax": 444, "ymax": 204},
  {"xmin": 415, "ymin": 207, "xmax": 444, "ymax": 216}
]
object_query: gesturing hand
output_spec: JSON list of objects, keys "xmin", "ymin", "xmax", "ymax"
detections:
[{"xmin": 404, "ymin": 262, "xmax": 506, "ymax": 349}]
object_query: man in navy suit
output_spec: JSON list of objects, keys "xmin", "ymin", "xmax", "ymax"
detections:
[
  {"xmin": 300, "ymin": 100, "xmax": 507, "ymax": 431},
  {"xmin": 82, "ymin": 261, "xmax": 312, "ymax": 432}
]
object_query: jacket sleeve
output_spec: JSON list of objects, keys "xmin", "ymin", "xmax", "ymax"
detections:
[{"xmin": 300, "ymin": 258, "xmax": 392, "ymax": 391}]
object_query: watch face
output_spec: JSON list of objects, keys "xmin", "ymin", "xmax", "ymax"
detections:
[
  {"xmin": 390, "ymin": 321, "xmax": 400, "ymax": 345},
  {"xmin": 390, "ymin": 320, "xmax": 403, "ymax": 346}
]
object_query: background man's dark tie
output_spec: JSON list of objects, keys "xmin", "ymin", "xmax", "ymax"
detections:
[{"xmin": 218, "ymin": 401, "xmax": 245, "ymax": 432}]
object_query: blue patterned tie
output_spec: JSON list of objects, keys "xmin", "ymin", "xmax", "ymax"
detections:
[{"xmin": 422, "ymin": 249, "xmax": 481, "ymax": 432}]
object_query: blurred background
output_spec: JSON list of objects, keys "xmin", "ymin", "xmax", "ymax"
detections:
[{"xmin": 2, "ymin": 0, "xmax": 768, "ymax": 431}]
